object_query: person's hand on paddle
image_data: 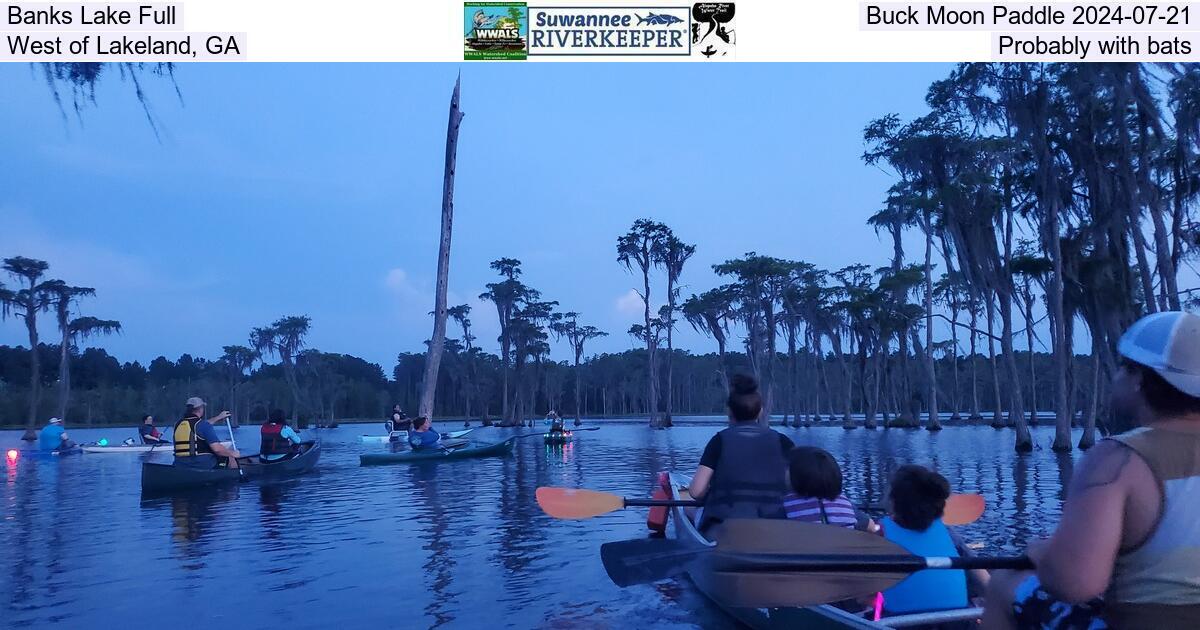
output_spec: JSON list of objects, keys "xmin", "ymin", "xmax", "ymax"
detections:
[{"xmin": 213, "ymin": 410, "xmax": 232, "ymax": 423}]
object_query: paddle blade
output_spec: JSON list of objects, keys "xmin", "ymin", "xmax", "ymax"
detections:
[
  {"xmin": 944, "ymin": 494, "xmax": 985, "ymax": 526},
  {"xmin": 703, "ymin": 569, "xmax": 904, "ymax": 608},
  {"xmin": 536, "ymin": 487, "xmax": 624, "ymax": 520},
  {"xmin": 600, "ymin": 538, "xmax": 704, "ymax": 587},
  {"xmin": 713, "ymin": 518, "xmax": 908, "ymax": 556}
]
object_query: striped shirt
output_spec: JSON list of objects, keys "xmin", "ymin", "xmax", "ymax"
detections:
[{"xmin": 782, "ymin": 493, "xmax": 858, "ymax": 528}]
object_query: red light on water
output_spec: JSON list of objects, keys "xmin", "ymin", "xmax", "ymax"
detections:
[{"xmin": 6, "ymin": 449, "xmax": 17, "ymax": 462}]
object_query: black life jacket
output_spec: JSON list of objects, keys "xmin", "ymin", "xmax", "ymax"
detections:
[
  {"xmin": 260, "ymin": 422, "xmax": 290, "ymax": 456},
  {"xmin": 701, "ymin": 424, "xmax": 788, "ymax": 528},
  {"xmin": 173, "ymin": 416, "xmax": 215, "ymax": 458}
]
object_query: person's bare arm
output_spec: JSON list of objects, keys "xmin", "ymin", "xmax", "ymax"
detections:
[
  {"xmin": 1036, "ymin": 440, "xmax": 1144, "ymax": 602},
  {"xmin": 689, "ymin": 465, "xmax": 714, "ymax": 501},
  {"xmin": 210, "ymin": 442, "xmax": 240, "ymax": 458}
]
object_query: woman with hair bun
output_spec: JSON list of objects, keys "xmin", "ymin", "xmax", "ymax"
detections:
[{"xmin": 687, "ymin": 374, "xmax": 795, "ymax": 531}]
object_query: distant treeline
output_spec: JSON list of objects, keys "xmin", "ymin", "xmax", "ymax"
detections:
[{"xmin": 0, "ymin": 342, "xmax": 1096, "ymax": 428}]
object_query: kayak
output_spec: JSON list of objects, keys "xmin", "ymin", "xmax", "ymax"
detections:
[
  {"xmin": 82, "ymin": 442, "xmax": 173, "ymax": 454},
  {"xmin": 360, "ymin": 438, "xmax": 513, "ymax": 466},
  {"xmin": 665, "ymin": 473, "xmax": 982, "ymax": 629},
  {"xmin": 359, "ymin": 428, "xmax": 473, "ymax": 444},
  {"xmin": 16, "ymin": 446, "xmax": 83, "ymax": 459},
  {"xmin": 544, "ymin": 431, "xmax": 572, "ymax": 445},
  {"xmin": 142, "ymin": 441, "xmax": 321, "ymax": 492}
]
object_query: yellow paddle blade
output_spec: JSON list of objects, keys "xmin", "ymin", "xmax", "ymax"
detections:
[
  {"xmin": 536, "ymin": 487, "xmax": 625, "ymax": 520},
  {"xmin": 944, "ymin": 493, "xmax": 985, "ymax": 526}
]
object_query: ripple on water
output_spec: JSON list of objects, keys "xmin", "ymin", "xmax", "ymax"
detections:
[{"xmin": 0, "ymin": 422, "xmax": 1079, "ymax": 628}]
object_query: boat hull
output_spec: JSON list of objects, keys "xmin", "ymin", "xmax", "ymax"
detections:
[
  {"xmin": 141, "ymin": 441, "xmax": 321, "ymax": 492},
  {"xmin": 359, "ymin": 438, "xmax": 513, "ymax": 466},
  {"xmin": 82, "ymin": 443, "xmax": 172, "ymax": 454},
  {"xmin": 667, "ymin": 473, "xmax": 880, "ymax": 629}
]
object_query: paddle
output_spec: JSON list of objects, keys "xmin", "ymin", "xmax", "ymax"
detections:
[
  {"xmin": 536, "ymin": 487, "xmax": 700, "ymax": 520},
  {"xmin": 860, "ymin": 493, "xmax": 985, "ymax": 526},
  {"xmin": 601, "ymin": 519, "xmax": 1032, "ymax": 606},
  {"xmin": 220, "ymin": 414, "xmax": 245, "ymax": 478},
  {"xmin": 536, "ymin": 486, "xmax": 984, "ymax": 527}
]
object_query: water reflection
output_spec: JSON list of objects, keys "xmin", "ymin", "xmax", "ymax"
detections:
[{"xmin": 0, "ymin": 423, "xmax": 1083, "ymax": 629}]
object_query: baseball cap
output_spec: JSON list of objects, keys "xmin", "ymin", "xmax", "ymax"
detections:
[
  {"xmin": 186, "ymin": 397, "xmax": 206, "ymax": 408},
  {"xmin": 1118, "ymin": 311, "xmax": 1200, "ymax": 397},
  {"xmin": 49, "ymin": 417, "xmax": 63, "ymax": 424}
]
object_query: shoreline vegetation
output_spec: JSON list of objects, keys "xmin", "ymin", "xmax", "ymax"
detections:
[{"xmin": 3, "ymin": 63, "xmax": 1199, "ymax": 454}]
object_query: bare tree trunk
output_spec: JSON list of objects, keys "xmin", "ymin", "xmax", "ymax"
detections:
[
  {"xmin": 1048, "ymin": 211, "xmax": 1071, "ymax": 452},
  {"xmin": 643, "ymin": 269, "xmax": 659, "ymax": 427},
  {"xmin": 57, "ymin": 327, "xmax": 71, "ymax": 421},
  {"xmin": 24, "ymin": 315, "xmax": 42, "ymax": 439},
  {"xmin": 969, "ymin": 303, "xmax": 981, "ymax": 421},
  {"xmin": 924, "ymin": 215, "xmax": 941, "ymax": 431},
  {"xmin": 1000, "ymin": 292, "xmax": 1031, "ymax": 451},
  {"xmin": 1079, "ymin": 346, "xmax": 1100, "ymax": 449},
  {"xmin": 986, "ymin": 296, "xmax": 1003, "ymax": 428},
  {"xmin": 419, "ymin": 76, "xmax": 464, "ymax": 419}
]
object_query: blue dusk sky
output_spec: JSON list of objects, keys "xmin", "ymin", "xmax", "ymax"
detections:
[{"xmin": 0, "ymin": 62, "xmax": 959, "ymax": 370}]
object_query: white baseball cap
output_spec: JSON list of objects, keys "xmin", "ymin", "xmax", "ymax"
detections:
[
  {"xmin": 1118, "ymin": 311, "xmax": 1200, "ymax": 397},
  {"xmin": 48, "ymin": 417, "xmax": 63, "ymax": 424},
  {"xmin": 186, "ymin": 397, "xmax": 206, "ymax": 408}
]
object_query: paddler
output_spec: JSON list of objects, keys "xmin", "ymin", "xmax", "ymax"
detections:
[
  {"xmin": 408, "ymin": 416, "xmax": 443, "ymax": 450},
  {"xmin": 138, "ymin": 414, "xmax": 169, "ymax": 445},
  {"xmin": 38, "ymin": 417, "xmax": 75, "ymax": 452},
  {"xmin": 688, "ymin": 374, "xmax": 794, "ymax": 531},
  {"xmin": 387, "ymin": 405, "xmax": 410, "ymax": 443},
  {"xmin": 982, "ymin": 311, "xmax": 1200, "ymax": 629},
  {"xmin": 259, "ymin": 409, "xmax": 302, "ymax": 462},
  {"xmin": 546, "ymin": 410, "xmax": 564, "ymax": 433},
  {"xmin": 173, "ymin": 397, "xmax": 240, "ymax": 469}
]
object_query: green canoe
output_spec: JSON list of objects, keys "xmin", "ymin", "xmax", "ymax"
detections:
[{"xmin": 359, "ymin": 438, "xmax": 514, "ymax": 466}]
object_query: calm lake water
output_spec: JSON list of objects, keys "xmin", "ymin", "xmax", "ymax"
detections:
[{"xmin": 0, "ymin": 421, "xmax": 1082, "ymax": 629}]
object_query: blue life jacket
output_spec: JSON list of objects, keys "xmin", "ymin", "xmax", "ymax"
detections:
[
  {"xmin": 409, "ymin": 430, "xmax": 441, "ymax": 450},
  {"xmin": 880, "ymin": 516, "xmax": 968, "ymax": 614}
]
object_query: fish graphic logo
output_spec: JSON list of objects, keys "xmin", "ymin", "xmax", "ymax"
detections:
[{"xmin": 636, "ymin": 12, "xmax": 685, "ymax": 25}]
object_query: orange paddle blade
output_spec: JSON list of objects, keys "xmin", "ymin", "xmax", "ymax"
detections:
[
  {"xmin": 944, "ymin": 493, "xmax": 985, "ymax": 526},
  {"xmin": 536, "ymin": 487, "xmax": 625, "ymax": 520}
]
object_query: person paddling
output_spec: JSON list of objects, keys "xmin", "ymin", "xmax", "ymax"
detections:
[
  {"xmin": 688, "ymin": 374, "xmax": 794, "ymax": 531},
  {"xmin": 983, "ymin": 311, "xmax": 1200, "ymax": 629},
  {"xmin": 259, "ymin": 409, "xmax": 302, "ymax": 462},
  {"xmin": 408, "ymin": 416, "xmax": 469, "ymax": 451},
  {"xmin": 138, "ymin": 414, "xmax": 169, "ymax": 445},
  {"xmin": 546, "ymin": 410, "xmax": 565, "ymax": 434},
  {"xmin": 38, "ymin": 417, "xmax": 75, "ymax": 452},
  {"xmin": 173, "ymin": 397, "xmax": 240, "ymax": 469},
  {"xmin": 387, "ymin": 405, "xmax": 410, "ymax": 444}
]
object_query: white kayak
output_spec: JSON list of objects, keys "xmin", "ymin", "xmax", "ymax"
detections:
[
  {"xmin": 358, "ymin": 428, "xmax": 473, "ymax": 444},
  {"xmin": 82, "ymin": 443, "xmax": 173, "ymax": 454}
]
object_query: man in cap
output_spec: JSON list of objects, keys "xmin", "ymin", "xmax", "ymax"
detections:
[
  {"xmin": 38, "ymin": 417, "xmax": 74, "ymax": 452},
  {"xmin": 983, "ymin": 311, "xmax": 1200, "ymax": 629},
  {"xmin": 173, "ymin": 397, "xmax": 241, "ymax": 469}
]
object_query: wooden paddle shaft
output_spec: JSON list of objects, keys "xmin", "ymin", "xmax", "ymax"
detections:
[{"xmin": 716, "ymin": 552, "xmax": 1033, "ymax": 573}]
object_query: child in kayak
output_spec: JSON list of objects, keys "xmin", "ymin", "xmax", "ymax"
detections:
[
  {"xmin": 783, "ymin": 446, "xmax": 875, "ymax": 532},
  {"xmin": 877, "ymin": 465, "xmax": 971, "ymax": 615}
]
